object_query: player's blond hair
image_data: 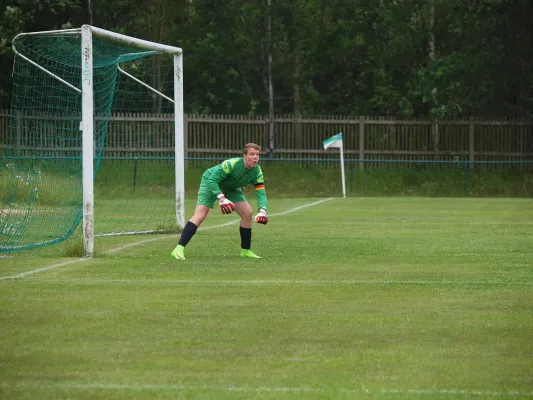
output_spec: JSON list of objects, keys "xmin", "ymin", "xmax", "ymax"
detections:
[{"xmin": 243, "ymin": 143, "xmax": 261, "ymax": 154}]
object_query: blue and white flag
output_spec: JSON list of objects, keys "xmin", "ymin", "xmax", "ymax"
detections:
[
  {"xmin": 322, "ymin": 132, "xmax": 343, "ymax": 150},
  {"xmin": 322, "ymin": 132, "xmax": 346, "ymax": 198}
]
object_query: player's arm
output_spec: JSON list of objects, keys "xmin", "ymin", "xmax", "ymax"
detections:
[{"xmin": 252, "ymin": 166, "xmax": 268, "ymax": 224}]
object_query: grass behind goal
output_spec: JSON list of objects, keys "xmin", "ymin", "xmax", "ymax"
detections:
[{"xmin": 1, "ymin": 197, "xmax": 532, "ymax": 399}]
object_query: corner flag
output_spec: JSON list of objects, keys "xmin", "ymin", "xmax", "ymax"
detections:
[
  {"xmin": 322, "ymin": 133, "xmax": 346, "ymax": 198},
  {"xmin": 322, "ymin": 132, "xmax": 343, "ymax": 150}
]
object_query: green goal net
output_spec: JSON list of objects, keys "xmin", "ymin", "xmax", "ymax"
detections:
[{"xmin": 1, "ymin": 27, "xmax": 184, "ymax": 253}]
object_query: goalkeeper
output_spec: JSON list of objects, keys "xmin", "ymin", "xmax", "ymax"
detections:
[{"xmin": 170, "ymin": 143, "xmax": 268, "ymax": 260}]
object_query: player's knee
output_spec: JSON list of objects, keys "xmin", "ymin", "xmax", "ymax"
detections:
[
  {"xmin": 191, "ymin": 207, "xmax": 209, "ymax": 225},
  {"xmin": 239, "ymin": 208, "xmax": 253, "ymax": 220}
]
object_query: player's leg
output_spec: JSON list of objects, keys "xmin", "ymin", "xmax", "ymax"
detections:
[
  {"xmin": 233, "ymin": 200, "xmax": 253, "ymax": 228},
  {"xmin": 233, "ymin": 200, "xmax": 261, "ymax": 259},
  {"xmin": 170, "ymin": 182, "xmax": 216, "ymax": 260},
  {"xmin": 188, "ymin": 204, "xmax": 210, "ymax": 227},
  {"xmin": 170, "ymin": 204, "xmax": 211, "ymax": 260}
]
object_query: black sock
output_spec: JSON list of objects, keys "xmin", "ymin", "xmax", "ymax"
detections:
[
  {"xmin": 178, "ymin": 221, "xmax": 198, "ymax": 246},
  {"xmin": 240, "ymin": 226, "xmax": 252, "ymax": 250}
]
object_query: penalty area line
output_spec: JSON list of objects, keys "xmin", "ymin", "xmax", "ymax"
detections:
[{"xmin": 0, "ymin": 198, "xmax": 335, "ymax": 280}]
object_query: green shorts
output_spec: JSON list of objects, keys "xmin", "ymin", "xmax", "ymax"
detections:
[{"xmin": 196, "ymin": 175, "xmax": 247, "ymax": 208}]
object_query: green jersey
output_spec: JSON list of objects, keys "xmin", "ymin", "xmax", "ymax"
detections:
[{"xmin": 203, "ymin": 157, "xmax": 267, "ymax": 210}]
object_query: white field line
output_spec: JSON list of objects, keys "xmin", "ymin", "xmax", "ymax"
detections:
[
  {"xmin": 0, "ymin": 258, "xmax": 91, "ymax": 281},
  {"xmin": 18, "ymin": 278, "xmax": 529, "ymax": 286},
  {"xmin": 0, "ymin": 198, "xmax": 335, "ymax": 280},
  {"xmin": 4, "ymin": 381, "xmax": 533, "ymax": 397}
]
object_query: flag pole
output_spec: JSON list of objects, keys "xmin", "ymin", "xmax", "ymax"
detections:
[
  {"xmin": 322, "ymin": 132, "xmax": 346, "ymax": 198},
  {"xmin": 339, "ymin": 140, "xmax": 346, "ymax": 198}
]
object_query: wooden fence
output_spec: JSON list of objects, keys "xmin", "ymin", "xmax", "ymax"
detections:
[{"xmin": 1, "ymin": 110, "xmax": 532, "ymax": 164}]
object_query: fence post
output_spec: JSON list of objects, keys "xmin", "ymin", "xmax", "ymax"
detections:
[
  {"xmin": 358, "ymin": 116, "xmax": 365, "ymax": 169},
  {"xmin": 349, "ymin": 161, "xmax": 355, "ymax": 193},
  {"xmin": 390, "ymin": 118, "xmax": 396, "ymax": 150},
  {"xmin": 469, "ymin": 117, "xmax": 475, "ymax": 163},
  {"xmin": 133, "ymin": 157, "xmax": 138, "ymax": 191},
  {"xmin": 463, "ymin": 160, "xmax": 469, "ymax": 197},
  {"xmin": 184, "ymin": 114, "xmax": 188, "ymax": 169},
  {"xmin": 295, "ymin": 114, "xmax": 302, "ymax": 149},
  {"xmin": 433, "ymin": 119, "xmax": 440, "ymax": 153},
  {"xmin": 269, "ymin": 116, "xmax": 275, "ymax": 158}
]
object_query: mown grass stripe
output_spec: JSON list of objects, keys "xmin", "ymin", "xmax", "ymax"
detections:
[{"xmin": 4, "ymin": 381, "xmax": 533, "ymax": 397}]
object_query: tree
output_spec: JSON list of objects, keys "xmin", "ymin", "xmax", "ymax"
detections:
[{"xmin": 0, "ymin": 0, "xmax": 83, "ymax": 108}]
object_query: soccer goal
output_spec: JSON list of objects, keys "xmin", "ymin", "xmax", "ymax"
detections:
[{"xmin": 1, "ymin": 25, "xmax": 185, "ymax": 256}]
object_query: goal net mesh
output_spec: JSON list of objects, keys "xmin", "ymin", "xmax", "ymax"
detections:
[{"xmin": 1, "ymin": 30, "xmax": 177, "ymax": 252}]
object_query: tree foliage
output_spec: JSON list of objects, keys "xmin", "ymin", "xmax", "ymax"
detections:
[{"xmin": 1, "ymin": 0, "xmax": 532, "ymax": 117}]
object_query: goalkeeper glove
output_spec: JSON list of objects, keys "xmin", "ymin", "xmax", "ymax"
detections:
[
  {"xmin": 217, "ymin": 194, "xmax": 235, "ymax": 214},
  {"xmin": 254, "ymin": 209, "xmax": 268, "ymax": 225}
]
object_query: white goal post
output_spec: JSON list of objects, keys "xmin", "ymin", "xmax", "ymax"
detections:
[
  {"xmin": 7, "ymin": 25, "xmax": 184, "ymax": 256},
  {"xmin": 80, "ymin": 25, "xmax": 185, "ymax": 256}
]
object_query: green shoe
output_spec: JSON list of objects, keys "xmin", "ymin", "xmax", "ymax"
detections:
[
  {"xmin": 240, "ymin": 249, "xmax": 262, "ymax": 259},
  {"xmin": 170, "ymin": 245, "xmax": 186, "ymax": 260}
]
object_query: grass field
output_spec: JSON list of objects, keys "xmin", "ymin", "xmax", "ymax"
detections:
[{"xmin": 1, "ymin": 197, "xmax": 532, "ymax": 399}]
